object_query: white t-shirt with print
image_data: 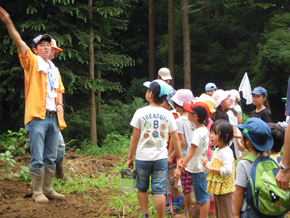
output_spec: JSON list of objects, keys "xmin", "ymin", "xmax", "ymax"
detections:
[
  {"xmin": 185, "ymin": 127, "xmax": 209, "ymax": 173},
  {"xmin": 130, "ymin": 106, "xmax": 177, "ymax": 161}
]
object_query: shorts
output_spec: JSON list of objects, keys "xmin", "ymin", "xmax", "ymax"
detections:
[
  {"xmin": 192, "ymin": 172, "xmax": 209, "ymax": 205},
  {"xmin": 181, "ymin": 170, "xmax": 193, "ymax": 195},
  {"xmin": 135, "ymin": 158, "xmax": 167, "ymax": 194}
]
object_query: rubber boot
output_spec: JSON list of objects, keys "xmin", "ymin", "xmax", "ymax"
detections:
[
  {"xmin": 55, "ymin": 163, "xmax": 64, "ymax": 180},
  {"xmin": 55, "ymin": 162, "xmax": 73, "ymax": 184},
  {"xmin": 209, "ymin": 193, "xmax": 215, "ymax": 214},
  {"xmin": 31, "ymin": 176, "xmax": 49, "ymax": 204},
  {"xmin": 43, "ymin": 173, "xmax": 65, "ymax": 200}
]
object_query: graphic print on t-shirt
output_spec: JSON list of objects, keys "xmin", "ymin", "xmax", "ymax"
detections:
[
  {"xmin": 140, "ymin": 112, "xmax": 171, "ymax": 148},
  {"xmin": 130, "ymin": 106, "xmax": 177, "ymax": 161},
  {"xmin": 145, "ymin": 140, "xmax": 154, "ymax": 147},
  {"xmin": 144, "ymin": 121, "xmax": 151, "ymax": 129},
  {"xmin": 160, "ymin": 132, "xmax": 166, "ymax": 138},
  {"xmin": 152, "ymin": 131, "xmax": 159, "ymax": 138}
]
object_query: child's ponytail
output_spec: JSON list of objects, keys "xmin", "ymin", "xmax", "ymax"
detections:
[{"xmin": 263, "ymin": 95, "xmax": 271, "ymax": 114}]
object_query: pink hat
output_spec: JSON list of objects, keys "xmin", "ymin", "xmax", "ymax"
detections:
[
  {"xmin": 212, "ymin": 89, "xmax": 231, "ymax": 109},
  {"xmin": 171, "ymin": 89, "xmax": 194, "ymax": 107},
  {"xmin": 228, "ymin": 89, "xmax": 240, "ymax": 108},
  {"xmin": 231, "ymin": 89, "xmax": 240, "ymax": 101}
]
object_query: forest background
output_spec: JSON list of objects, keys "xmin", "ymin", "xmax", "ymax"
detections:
[{"xmin": 1, "ymin": 0, "xmax": 290, "ymax": 149}]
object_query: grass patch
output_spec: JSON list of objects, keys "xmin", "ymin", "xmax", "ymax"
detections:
[
  {"xmin": 52, "ymin": 148, "xmax": 178, "ymax": 217},
  {"xmin": 75, "ymin": 133, "xmax": 131, "ymax": 157}
]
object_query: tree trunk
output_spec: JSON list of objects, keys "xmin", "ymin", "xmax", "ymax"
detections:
[
  {"xmin": 97, "ymin": 69, "xmax": 101, "ymax": 116},
  {"xmin": 158, "ymin": 0, "xmax": 163, "ymax": 35},
  {"xmin": 168, "ymin": 0, "xmax": 175, "ymax": 87},
  {"xmin": 182, "ymin": 0, "xmax": 191, "ymax": 89},
  {"xmin": 215, "ymin": 3, "xmax": 219, "ymax": 19},
  {"xmin": 88, "ymin": 0, "xmax": 97, "ymax": 145},
  {"xmin": 149, "ymin": 0, "xmax": 155, "ymax": 81}
]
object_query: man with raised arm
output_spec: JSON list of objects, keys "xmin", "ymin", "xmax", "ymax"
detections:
[{"xmin": 0, "ymin": 7, "xmax": 66, "ymax": 203}]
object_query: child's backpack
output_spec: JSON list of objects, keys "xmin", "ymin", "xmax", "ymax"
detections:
[{"xmin": 242, "ymin": 154, "xmax": 290, "ymax": 217}]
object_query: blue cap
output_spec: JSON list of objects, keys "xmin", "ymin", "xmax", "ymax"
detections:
[
  {"xmin": 205, "ymin": 83, "xmax": 217, "ymax": 91},
  {"xmin": 236, "ymin": 117, "xmax": 273, "ymax": 152},
  {"xmin": 252, "ymin": 86, "xmax": 267, "ymax": 97},
  {"xmin": 143, "ymin": 79, "xmax": 170, "ymax": 97}
]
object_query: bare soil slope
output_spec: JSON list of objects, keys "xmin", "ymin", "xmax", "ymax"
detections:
[{"xmin": 0, "ymin": 152, "xmax": 136, "ymax": 218}]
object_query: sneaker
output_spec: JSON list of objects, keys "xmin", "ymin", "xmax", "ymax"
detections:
[{"xmin": 173, "ymin": 195, "xmax": 184, "ymax": 207}]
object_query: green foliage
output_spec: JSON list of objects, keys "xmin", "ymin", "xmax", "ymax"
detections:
[
  {"xmin": 2, "ymin": 0, "xmax": 290, "ymax": 141},
  {"xmin": 75, "ymin": 133, "xmax": 130, "ymax": 156},
  {"xmin": 0, "ymin": 0, "xmax": 136, "ymax": 135},
  {"xmin": 63, "ymin": 108, "xmax": 91, "ymax": 142},
  {"xmin": 13, "ymin": 165, "xmax": 31, "ymax": 183},
  {"xmin": 63, "ymin": 96, "xmax": 146, "ymax": 146},
  {"xmin": 0, "ymin": 151, "xmax": 16, "ymax": 173},
  {"xmin": 124, "ymin": 78, "xmax": 148, "ymax": 103},
  {"xmin": 0, "ymin": 128, "xmax": 30, "ymax": 157},
  {"xmin": 100, "ymin": 97, "xmax": 147, "ymax": 137}
]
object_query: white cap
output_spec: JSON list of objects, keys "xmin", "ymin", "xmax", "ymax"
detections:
[{"xmin": 158, "ymin": 68, "xmax": 172, "ymax": 80}]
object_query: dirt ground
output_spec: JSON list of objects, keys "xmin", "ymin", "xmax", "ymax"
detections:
[
  {"xmin": 0, "ymin": 152, "xmax": 289, "ymax": 218},
  {"xmin": 0, "ymin": 151, "xmax": 137, "ymax": 218}
]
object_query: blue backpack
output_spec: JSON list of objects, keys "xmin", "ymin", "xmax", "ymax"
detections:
[{"xmin": 242, "ymin": 154, "xmax": 290, "ymax": 217}]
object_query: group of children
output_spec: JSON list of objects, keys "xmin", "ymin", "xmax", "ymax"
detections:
[{"xmin": 127, "ymin": 79, "xmax": 286, "ymax": 218}]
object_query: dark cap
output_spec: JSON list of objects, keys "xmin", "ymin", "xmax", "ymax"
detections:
[
  {"xmin": 32, "ymin": 34, "xmax": 51, "ymax": 48},
  {"xmin": 183, "ymin": 101, "xmax": 210, "ymax": 121}
]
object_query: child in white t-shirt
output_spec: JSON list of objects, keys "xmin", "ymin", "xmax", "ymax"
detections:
[
  {"xmin": 169, "ymin": 89, "xmax": 195, "ymax": 215},
  {"xmin": 127, "ymin": 79, "xmax": 183, "ymax": 218},
  {"xmin": 178, "ymin": 101, "xmax": 211, "ymax": 218}
]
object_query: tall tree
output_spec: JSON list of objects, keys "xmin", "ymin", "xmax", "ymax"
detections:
[
  {"xmin": 182, "ymin": 0, "xmax": 191, "ymax": 89},
  {"xmin": 97, "ymin": 69, "xmax": 101, "ymax": 116},
  {"xmin": 149, "ymin": 0, "xmax": 155, "ymax": 80},
  {"xmin": 88, "ymin": 0, "xmax": 97, "ymax": 145},
  {"xmin": 0, "ymin": 0, "xmax": 135, "ymax": 141},
  {"xmin": 168, "ymin": 0, "xmax": 175, "ymax": 87}
]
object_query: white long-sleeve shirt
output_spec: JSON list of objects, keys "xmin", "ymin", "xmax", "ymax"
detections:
[{"xmin": 211, "ymin": 146, "xmax": 234, "ymax": 177}]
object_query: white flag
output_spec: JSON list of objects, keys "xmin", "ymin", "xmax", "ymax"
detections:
[{"xmin": 238, "ymin": 72, "xmax": 252, "ymax": 105}]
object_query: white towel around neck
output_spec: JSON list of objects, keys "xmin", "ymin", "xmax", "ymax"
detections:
[{"xmin": 36, "ymin": 55, "xmax": 59, "ymax": 89}]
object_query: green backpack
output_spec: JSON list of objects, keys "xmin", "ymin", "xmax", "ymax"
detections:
[{"xmin": 242, "ymin": 154, "xmax": 290, "ymax": 217}]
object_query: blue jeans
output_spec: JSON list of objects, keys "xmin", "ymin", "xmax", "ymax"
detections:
[
  {"xmin": 135, "ymin": 158, "xmax": 167, "ymax": 194},
  {"xmin": 55, "ymin": 144, "xmax": 65, "ymax": 164},
  {"xmin": 240, "ymin": 208, "xmax": 285, "ymax": 218},
  {"xmin": 26, "ymin": 115, "xmax": 59, "ymax": 168},
  {"xmin": 55, "ymin": 132, "xmax": 65, "ymax": 164},
  {"xmin": 192, "ymin": 172, "xmax": 209, "ymax": 205}
]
